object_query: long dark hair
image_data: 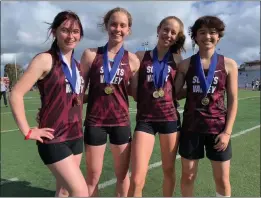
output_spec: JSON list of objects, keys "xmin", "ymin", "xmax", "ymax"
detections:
[{"xmin": 45, "ymin": 10, "xmax": 84, "ymax": 64}]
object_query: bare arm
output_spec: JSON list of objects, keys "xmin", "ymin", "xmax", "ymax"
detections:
[
  {"xmin": 176, "ymin": 88, "xmax": 187, "ymax": 100},
  {"xmin": 173, "ymin": 53, "xmax": 187, "ymax": 100},
  {"xmin": 9, "ymin": 53, "xmax": 54, "ymax": 141},
  {"xmin": 224, "ymin": 58, "xmax": 238, "ymax": 135},
  {"xmin": 128, "ymin": 51, "xmax": 142, "ymax": 101},
  {"xmin": 80, "ymin": 48, "xmax": 97, "ymax": 104},
  {"xmin": 174, "ymin": 58, "xmax": 190, "ymax": 98},
  {"xmin": 173, "ymin": 53, "xmax": 183, "ymax": 65},
  {"xmin": 214, "ymin": 57, "xmax": 238, "ymax": 151}
]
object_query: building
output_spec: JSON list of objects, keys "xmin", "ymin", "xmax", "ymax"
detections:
[
  {"xmin": 238, "ymin": 60, "xmax": 260, "ymax": 88},
  {"xmin": 239, "ymin": 60, "xmax": 261, "ymax": 71}
]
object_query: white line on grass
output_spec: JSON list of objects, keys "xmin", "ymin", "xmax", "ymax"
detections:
[
  {"xmin": 238, "ymin": 96, "xmax": 260, "ymax": 100},
  {"xmin": 1, "ymin": 125, "xmax": 259, "ymax": 187},
  {"xmin": 98, "ymin": 125, "xmax": 260, "ymax": 189},
  {"xmin": 0, "ymin": 110, "xmax": 184, "ymax": 133},
  {"xmin": 1, "ymin": 96, "xmax": 259, "ymax": 115},
  {"xmin": 1, "ymin": 94, "xmax": 259, "ymax": 132},
  {"xmin": 1, "ymin": 109, "xmax": 37, "ymax": 115},
  {"xmin": 0, "ymin": 177, "xmax": 19, "ymax": 185}
]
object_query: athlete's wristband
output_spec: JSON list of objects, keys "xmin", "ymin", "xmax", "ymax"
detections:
[{"xmin": 24, "ymin": 129, "xmax": 32, "ymax": 140}]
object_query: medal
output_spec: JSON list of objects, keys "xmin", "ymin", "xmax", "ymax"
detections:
[
  {"xmin": 201, "ymin": 97, "xmax": 210, "ymax": 106},
  {"xmin": 195, "ymin": 51, "xmax": 218, "ymax": 107},
  {"xmin": 152, "ymin": 47, "xmax": 170, "ymax": 97},
  {"xmin": 158, "ymin": 88, "xmax": 165, "ymax": 97},
  {"xmin": 103, "ymin": 43, "xmax": 124, "ymax": 92},
  {"xmin": 59, "ymin": 50, "xmax": 77, "ymax": 94},
  {"xmin": 153, "ymin": 91, "xmax": 159, "ymax": 98},
  {"xmin": 59, "ymin": 49, "xmax": 82, "ymax": 107},
  {"xmin": 104, "ymin": 85, "xmax": 113, "ymax": 94}
]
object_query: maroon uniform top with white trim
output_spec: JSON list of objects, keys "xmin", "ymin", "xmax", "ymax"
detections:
[
  {"xmin": 85, "ymin": 47, "xmax": 132, "ymax": 127},
  {"xmin": 182, "ymin": 54, "xmax": 227, "ymax": 134},
  {"xmin": 37, "ymin": 51, "xmax": 85, "ymax": 144},
  {"xmin": 136, "ymin": 50, "xmax": 178, "ymax": 122}
]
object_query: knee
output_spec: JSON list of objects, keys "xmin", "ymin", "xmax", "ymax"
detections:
[
  {"xmin": 181, "ymin": 171, "xmax": 197, "ymax": 184},
  {"xmin": 130, "ymin": 176, "xmax": 145, "ymax": 190},
  {"xmin": 87, "ymin": 169, "xmax": 102, "ymax": 184}
]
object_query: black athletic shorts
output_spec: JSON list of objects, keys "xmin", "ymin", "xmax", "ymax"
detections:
[
  {"xmin": 135, "ymin": 121, "xmax": 178, "ymax": 135},
  {"xmin": 37, "ymin": 137, "xmax": 83, "ymax": 165},
  {"xmin": 178, "ymin": 132, "xmax": 232, "ymax": 161},
  {"xmin": 84, "ymin": 125, "xmax": 132, "ymax": 146}
]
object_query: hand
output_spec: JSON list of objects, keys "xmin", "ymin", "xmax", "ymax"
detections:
[
  {"xmin": 214, "ymin": 132, "xmax": 231, "ymax": 152},
  {"xmin": 26, "ymin": 127, "xmax": 55, "ymax": 143}
]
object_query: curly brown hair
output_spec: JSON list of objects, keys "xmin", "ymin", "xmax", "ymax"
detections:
[
  {"xmin": 157, "ymin": 16, "xmax": 186, "ymax": 54},
  {"xmin": 189, "ymin": 15, "xmax": 225, "ymax": 44}
]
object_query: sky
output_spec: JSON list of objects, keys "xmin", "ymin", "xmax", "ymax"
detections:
[{"xmin": 1, "ymin": 1, "xmax": 260, "ymax": 75}]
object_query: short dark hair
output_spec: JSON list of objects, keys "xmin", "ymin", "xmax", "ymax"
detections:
[{"xmin": 189, "ymin": 16, "xmax": 225, "ymax": 44}]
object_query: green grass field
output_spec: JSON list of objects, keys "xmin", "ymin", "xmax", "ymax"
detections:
[{"xmin": 1, "ymin": 90, "xmax": 260, "ymax": 197}]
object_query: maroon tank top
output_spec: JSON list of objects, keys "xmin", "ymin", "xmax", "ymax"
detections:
[
  {"xmin": 85, "ymin": 47, "xmax": 132, "ymax": 126},
  {"xmin": 182, "ymin": 54, "xmax": 227, "ymax": 134},
  {"xmin": 136, "ymin": 51, "xmax": 178, "ymax": 122},
  {"xmin": 37, "ymin": 51, "xmax": 85, "ymax": 143}
]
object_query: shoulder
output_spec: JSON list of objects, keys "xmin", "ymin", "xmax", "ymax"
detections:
[
  {"xmin": 172, "ymin": 53, "xmax": 183, "ymax": 65},
  {"xmin": 224, "ymin": 56, "xmax": 238, "ymax": 74},
  {"xmin": 33, "ymin": 52, "xmax": 53, "ymax": 63},
  {"xmin": 177, "ymin": 56, "xmax": 191, "ymax": 73},
  {"xmin": 82, "ymin": 48, "xmax": 98, "ymax": 59},
  {"xmin": 81, "ymin": 48, "xmax": 98, "ymax": 67},
  {"xmin": 135, "ymin": 50, "xmax": 146, "ymax": 62},
  {"xmin": 31, "ymin": 52, "xmax": 53, "ymax": 71},
  {"xmin": 128, "ymin": 51, "xmax": 140, "ymax": 72}
]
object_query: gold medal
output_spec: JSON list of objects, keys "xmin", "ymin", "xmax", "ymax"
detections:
[
  {"xmin": 153, "ymin": 91, "xmax": 159, "ymax": 98},
  {"xmin": 158, "ymin": 88, "xmax": 165, "ymax": 97},
  {"xmin": 201, "ymin": 97, "xmax": 210, "ymax": 106},
  {"xmin": 104, "ymin": 85, "xmax": 113, "ymax": 94}
]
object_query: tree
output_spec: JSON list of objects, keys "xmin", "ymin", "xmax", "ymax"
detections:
[{"xmin": 4, "ymin": 63, "xmax": 24, "ymax": 90}]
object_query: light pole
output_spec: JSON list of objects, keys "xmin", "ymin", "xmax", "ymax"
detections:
[
  {"xmin": 14, "ymin": 53, "xmax": 17, "ymax": 82},
  {"xmin": 192, "ymin": 40, "xmax": 196, "ymax": 55},
  {"xmin": 142, "ymin": 41, "xmax": 149, "ymax": 51}
]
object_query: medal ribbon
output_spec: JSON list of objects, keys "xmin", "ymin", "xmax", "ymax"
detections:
[
  {"xmin": 59, "ymin": 49, "xmax": 77, "ymax": 93},
  {"xmin": 195, "ymin": 51, "xmax": 218, "ymax": 94},
  {"xmin": 103, "ymin": 43, "xmax": 124, "ymax": 85},
  {"xmin": 152, "ymin": 47, "xmax": 170, "ymax": 89}
]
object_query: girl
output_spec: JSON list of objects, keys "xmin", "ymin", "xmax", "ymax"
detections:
[
  {"xmin": 80, "ymin": 7, "xmax": 140, "ymax": 197},
  {"xmin": 9, "ymin": 11, "xmax": 89, "ymax": 197},
  {"xmin": 128, "ymin": 16, "xmax": 186, "ymax": 197},
  {"xmin": 175, "ymin": 15, "xmax": 238, "ymax": 197}
]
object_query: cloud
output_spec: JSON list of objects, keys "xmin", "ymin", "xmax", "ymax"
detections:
[{"xmin": 1, "ymin": 1, "xmax": 260, "ymax": 69}]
